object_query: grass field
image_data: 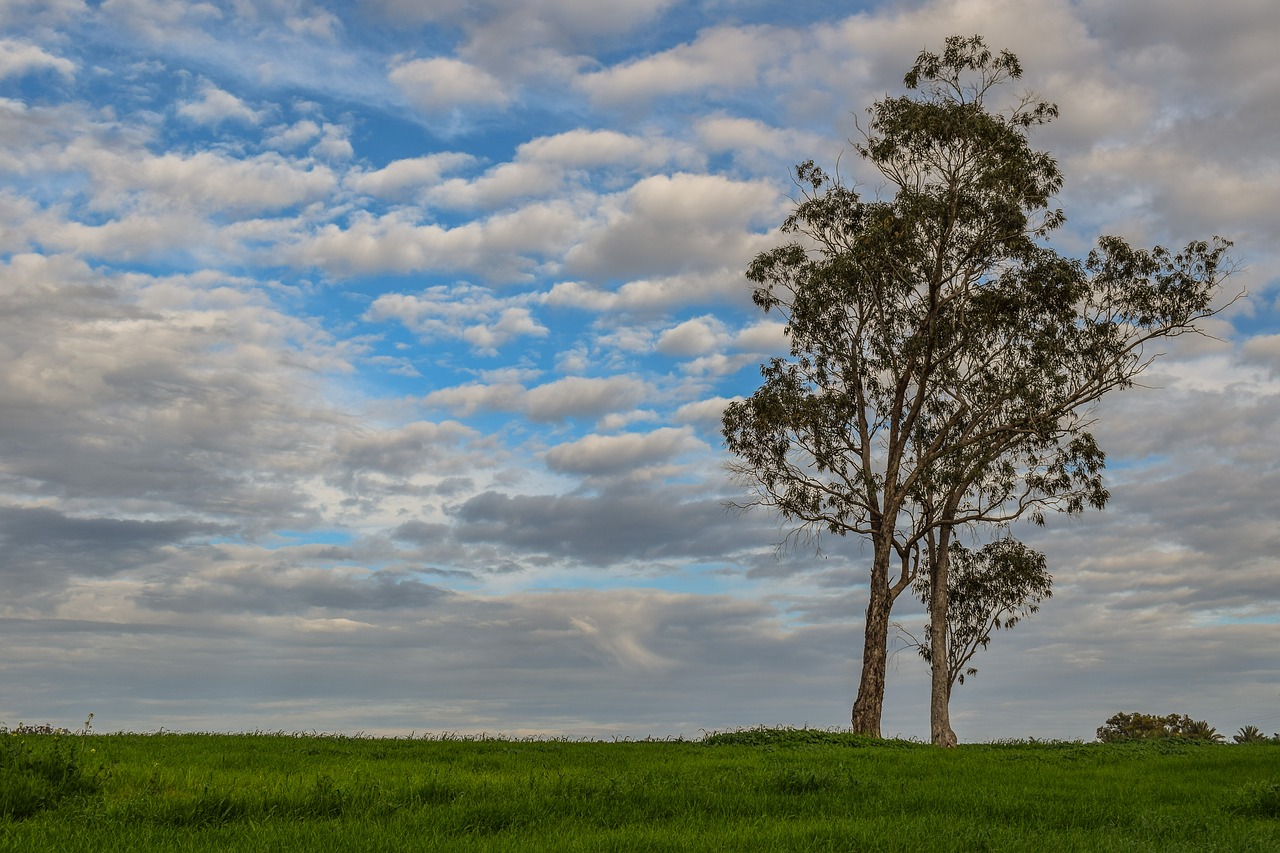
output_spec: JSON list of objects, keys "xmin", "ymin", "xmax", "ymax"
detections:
[{"xmin": 2, "ymin": 726, "xmax": 1278, "ymax": 851}]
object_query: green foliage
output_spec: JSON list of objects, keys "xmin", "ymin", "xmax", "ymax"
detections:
[
  {"xmin": 1096, "ymin": 712, "xmax": 1228, "ymax": 743},
  {"xmin": 912, "ymin": 538, "xmax": 1052, "ymax": 688},
  {"xmin": 1234, "ymin": 725, "xmax": 1270, "ymax": 745}
]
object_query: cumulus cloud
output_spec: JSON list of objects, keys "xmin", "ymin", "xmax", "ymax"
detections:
[
  {"xmin": 580, "ymin": 25, "xmax": 786, "ymax": 104},
  {"xmin": 421, "ymin": 374, "xmax": 649, "ymax": 423},
  {"xmin": 428, "ymin": 128, "xmax": 702, "ymax": 210},
  {"xmin": 293, "ymin": 201, "xmax": 582, "ymax": 280},
  {"xmin": 544, "ymin": 268, "xmax": 751, "ymax": 315},
  {"xmin": 544, "ymin": 426, "xmax": 707, "ymax": 475},
  {"xmin": 0, "ymin": 38, "xmax": 75, "ymax": 80},
  {"xmin": 347, "ymin": 152, "xmax": 476, "ymax": 200},
  {"xmin": 656, "ymin": 315, "xmax": 730, "ymax": 357},
  {"xmin": 177, "ymin": 79, "xmax": 265, "ymax": 126},
  {"xmin": 389, "ymin": 56, "xmax": 511, "ymax": 113},
  {"xmin": 564, "ymin": 173, "xmax": 782, "ymax": 281},
  {"xmin": 366, "ymin": 284, "xmax": 549, "ymax": 356},
  {"xmin": 264, "ymin": 119, "xmax": 322, "ymax": 150}
]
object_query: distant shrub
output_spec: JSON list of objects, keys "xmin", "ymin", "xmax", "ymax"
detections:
[
  {"xmin": 1097, "ymin": 712, "xmax": 1225, "ymax": 743},
  {"xmin": 1234, "ymin": 726, "xmax": 1270, "ymax": 745}
]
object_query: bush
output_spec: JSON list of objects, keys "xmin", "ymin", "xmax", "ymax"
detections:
[{"xmin": 1097, "ymin": 712, "xmax": 1224, "ymax": 743}]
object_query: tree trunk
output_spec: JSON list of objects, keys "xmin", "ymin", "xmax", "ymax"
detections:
[
  {"xmin": 928, "ymin": 527, "xmax": 958, "ymax": 748},
  {"xmin": 851, "ymin": 541, "xmax": 893, "ymax": 737}
]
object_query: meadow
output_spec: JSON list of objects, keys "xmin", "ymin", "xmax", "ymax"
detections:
[{"xmin": 2, "ymin": 725, "xmax": 1277, "ymax": 851}]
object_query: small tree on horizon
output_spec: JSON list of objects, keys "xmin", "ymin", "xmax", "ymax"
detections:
[{"xmin": 909, "ymin": 537, "xmax": 1051, "ymax": 698}]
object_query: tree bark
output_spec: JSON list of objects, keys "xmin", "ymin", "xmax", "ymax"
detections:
[
  {"xmin": 851, "ymin": 541, "xmax": 893, "ymax": 737},
  {"xmin": 928, "ymin": 526, "xmax": 959, "ymax": 748}
]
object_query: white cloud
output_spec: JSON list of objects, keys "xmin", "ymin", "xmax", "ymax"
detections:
[
  {"xmin": 579, "ymin": 25, "xmax": 785, "ymax": 104},
  {"xmin": 523, "ymin": 375, "xmax": 647, "ymax": 422},
  {"xmin": 422, "ymin": 375, "xmax": 649, "ymax": 422},
  {"xmin": 563, "ymin": 173, "xmax": 782, "ymax": 281},
  {"xmin": 389, "ymin": 56, "xmax": 511, "ymax": 112},
  {"xmin": 655, "ymin": 315, "xmax": 728, "ymax": 357},
  {"xmin": 285, "ymin": 9, "xmax": 341, "ymax": 40},
  {"xmin": 294, "ymin": 201, "xmax": 583, "ymax": 280},
  {"xmin": 673, "ymin": 396, "xmax": 741, "ymax": 431},
  {"xmin": 734, "ymin": 319, "xmax": 788, "ymax": 354},
  {"xmin": 0, "ymin": 38, "xmax": 75, "ymax": 80},
  {"xmin": 427, "ymin": 129, "xmax": 701, "ymax": 210},
  {"xmin": 177, "ymin": 79, "xmax": 265, "ymax": 126},
  {"xmin": 544, "ymin": 268, "xmax": 751, "ymax": 315},
  {"xmin": 264, "ymin": 119, "xmax": 321, "ymax": 149},
  {"xmin": 366, "ymin": 284, "xmax": 548, "ymax": 356},
  {"xmin": 347, "ymin": 152, "xmax": 476, "ymax": 200},
  {"xmin": 311, "ymin": 122, "xmax": 353, "ymax": 161},
  {"xmin": 544, "ymin": 426, "xmax": 706, "ymax": 475},
  {"xmin": 517, "ymin": 128, "xmax": 698, "ymax": 170}
]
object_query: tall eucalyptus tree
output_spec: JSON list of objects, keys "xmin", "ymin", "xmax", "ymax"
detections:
[{"xmin": 723, "ymin": 36, "xmax": 1233, "ymax": 742}]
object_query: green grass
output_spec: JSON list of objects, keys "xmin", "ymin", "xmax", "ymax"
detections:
[{"xmin": 2, "ymin": 727, "xmax": 1277, "ymax": 851}]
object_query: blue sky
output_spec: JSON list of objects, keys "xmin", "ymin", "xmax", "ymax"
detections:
[{"xmin": 2, "ymin": 0, "xmax": 1279, "ymax": 741}]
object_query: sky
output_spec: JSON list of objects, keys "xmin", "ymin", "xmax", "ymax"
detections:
[{"xmin": 2, "ymin": 0, "xmax": 1278, "ymax": 743}]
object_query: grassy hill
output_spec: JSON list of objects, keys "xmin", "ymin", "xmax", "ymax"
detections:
[{"xmin": 2, "ymin": 726, "xmax": 1277, "ymax": 851}]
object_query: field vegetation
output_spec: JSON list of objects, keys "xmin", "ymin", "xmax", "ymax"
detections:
[{"xmin": 2, "ymin": 724, "xmax": 1277, "ymax": 851}]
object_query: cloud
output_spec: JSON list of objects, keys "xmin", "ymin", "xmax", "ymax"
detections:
[
  {"xmin": 427, "ymin": 129, "xmax": 701, "ymax": 210},
  {"xmin": 452, "ymin": 487, "xmax": 746, "ymax": 566},
  {"xmin": 137, "ymin": 560, "xmax": 451, "ymax": 615},
  {"xmin": 563, "ymin": 173, "xmax": 781, "ymax": 281},
  {"xmin": 389, "ymin": 56, "xmax": 511, "ymax": 112},
  {"xmin": 523, "ymin": 375, "xmax": 647, "ymax": 422},
  {"xmin": 655, "ymin": 315, "xmax": 729, "ymax": 357},
  {"xmin": 292, "ymin": 201, "xmax": 582, "ymax": 280},
  {"xmin": 264, "ymin": 119, "xmax": 322, "ymax": 149},
  {"xmin": 580, "ymin": 25, "xmax": 784, "ymax": 104},
  {"xmin": 177, "ymin": 79, "xmax": 265, "ymax": 126},
  {"xmin": 365, "ymin": 284, "xmax": 549, "ymax": 356},
  {"xmin": 336, "ymin": 421, "xmax": 477, "ymax": 478},
  {"xmin": 0, "ymin": 253, "xmax": 356, "ymax": 532},
  {"xmin": 100, "ymin": 0, "xmax": 224, "ymax": 43},
  {"xmin": 421, "ymin": 374, "xmax": 649, "ymax": 423},
  {"xmin": 544, "ymin": 427, "xmax": 707, "ymax": 475},
  {"xmin": 0, "ymin": 505, "xmax": 222, "ymax": 594},
  {"xmin": 544, "ymin": 268, "xmax": 752, "ymax": 315},
  {"xmin": 0, "ymin": 38, "xmax": 75, "ymax": 80},
  {"xmin": 734, "ymin": 319, "xmax": 789, "ymax": 354},
  {"xmin": 346, "ymin": 152, "xmax": 476, "ymax": 200},
  {"xmin": 673, "ymin": 395, "xmax": 740, "ymax": 426}
]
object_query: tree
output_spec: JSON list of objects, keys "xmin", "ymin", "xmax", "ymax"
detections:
[
  {"xmin": 1234, "ymin": 725, "xmax": 1269, "ymax": 745},
  {"xmin": 1097, "ymin": 712, "xmax": 1223, "ymax": 742},
  {"xmin": 908, "ymin": 537, "xmax": 1051, "ymax": 698},
  {"xmin": 723, "ymin": 35, "xmax": 1234, "ymax": 743},
  {"xmin": 1183, "ymin": 719, "xmax": 1226, "ymax": 743}
]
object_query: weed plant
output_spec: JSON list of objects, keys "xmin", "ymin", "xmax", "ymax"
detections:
[
  {"xmin": 0, "ymin": 725, "xmax": 1276, "ymax": 851},
  {"xmin": 0, "ymin": 715, "xmax": 104, "ymax": 821}
]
